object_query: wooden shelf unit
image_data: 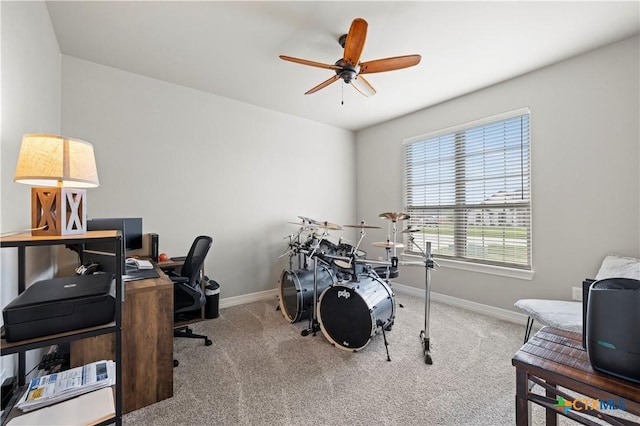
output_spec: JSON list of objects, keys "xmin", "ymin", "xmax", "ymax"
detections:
[{"xmin": 0, "ymin": 231, "xmax": 124, "ymax": 426}]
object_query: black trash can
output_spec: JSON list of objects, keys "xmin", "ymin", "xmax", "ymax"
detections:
[{"xmin": 204, "ymin": 278, "xmax": 220, "ymax": 319}]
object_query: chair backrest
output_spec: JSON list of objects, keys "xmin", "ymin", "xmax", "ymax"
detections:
[{"xmin": 180, "ymin": 235, "xmax": 213, "ymax": 286}]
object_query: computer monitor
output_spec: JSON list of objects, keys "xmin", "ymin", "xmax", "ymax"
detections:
[
  {"xmin": 82, "ymin": 218, "xmax": 143, "ymax": 274},
  {"xmin": 86, "ymin": 217, "xmax": 143, "ymax": 251}
]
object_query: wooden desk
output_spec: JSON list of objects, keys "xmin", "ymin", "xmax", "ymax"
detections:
[
  {"xmin": 512, "ymin": 326, "xmax": 640, "ymax": 425},
  {"xmin": 70, "ymin": 266, "xmax": 174, "ymax": 414}
]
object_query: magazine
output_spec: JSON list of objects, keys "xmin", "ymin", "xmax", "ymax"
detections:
[{"xmin": 16, "ymin": 360, "xmax": 115, "ymax": 412}]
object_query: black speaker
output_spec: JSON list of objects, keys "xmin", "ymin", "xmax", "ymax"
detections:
[
  {"xmin": 150, "ymin": 233, "xmax": 159, "ymax": 262},
  {"xmin": 586, "ymin": 277, "xmax": 640, "ymax": 383}
]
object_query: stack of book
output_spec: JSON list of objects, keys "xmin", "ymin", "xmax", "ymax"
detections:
[{"xmin": 15, "ymin": 360, "xmax": 115, "ymax": 412}]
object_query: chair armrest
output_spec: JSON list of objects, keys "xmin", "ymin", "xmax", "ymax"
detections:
[{"xmin": 169, "ymin": 276, "xmax": 189, "ymax": 284}]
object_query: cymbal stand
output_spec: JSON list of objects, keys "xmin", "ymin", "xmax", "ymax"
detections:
[
  {"xmin": 344, "ymin": 223, "xmax": 367, "ymax": 281},
  {"xmin": 279, "ymin": 222, "xmax": 313, "ymax": 270},
  {"xmin": 301, "ymin": 227, "xmax": 328, "ymax": 337},
  {"xmin": 407, "ymin": 234, "xmax": 438, "ymax": 364},
  {"xmin": 280, "ymin": 233, "xmax": 300, "ymax": 271},
  {"xmin": 380, "ymin": 220, "xmax": 400, "ymax": 282}
]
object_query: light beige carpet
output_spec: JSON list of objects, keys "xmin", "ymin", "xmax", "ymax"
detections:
[{"xmin": 123, "ymin": 290, "xmax": 611, "ymax": 425}]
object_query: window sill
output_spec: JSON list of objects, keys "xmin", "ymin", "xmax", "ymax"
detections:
[{"xmin": 401, "ymin": 254, "xmax": 535, "ymax": 280}]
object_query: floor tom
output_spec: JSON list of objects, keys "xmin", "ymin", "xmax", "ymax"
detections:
[{"xmin": 278, "ymin": 265, "xmax": 337, "ymax": 323}]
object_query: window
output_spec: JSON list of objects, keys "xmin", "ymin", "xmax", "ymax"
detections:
[{"xmin": 403, "ymin": 109, "xmax": 531, "ymax": 270}]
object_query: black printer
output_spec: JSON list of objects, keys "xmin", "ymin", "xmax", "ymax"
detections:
[{"xmin": 2, "ymin": 274, "xmax": 115, "ymax": 342}]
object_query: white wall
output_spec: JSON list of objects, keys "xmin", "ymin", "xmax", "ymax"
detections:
[
  {"xmin": 60, "ymin": 56, "xmax": 356, "ymax": 298},
  {"xmin": 356, "ymin": 36, "xmax": 640, "ymax": 311},
  {"xmin": 1, "ymin": 1, "xmax": 61, "ymax": 380}
]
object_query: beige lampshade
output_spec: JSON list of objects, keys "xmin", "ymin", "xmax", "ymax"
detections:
[{"xmin": 14, "ymin": 134, "xmax": 99, "ymax": 188}]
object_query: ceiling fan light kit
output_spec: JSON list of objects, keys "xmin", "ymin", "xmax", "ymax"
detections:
[{"xmin": 280, "ymin": 17, "xmax": 421, "ymax": 97}]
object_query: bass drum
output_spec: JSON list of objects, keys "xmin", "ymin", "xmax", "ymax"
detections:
[
  {"xmin": 278, "ymin": 265, "xmax": 337, "ymax": 323},
  {"xmin": 318, "ymin": 275, "xmax": 395, "ymax": 351}
]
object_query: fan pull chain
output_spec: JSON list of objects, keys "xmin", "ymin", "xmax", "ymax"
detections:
[{"xmin": 341, "ymin": 81, "xmax": 344, "ymax": 105}]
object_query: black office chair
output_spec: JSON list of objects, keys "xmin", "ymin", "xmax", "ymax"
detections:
[{"xmin": 164, "ymin": 235, "xmax": 213, "ymax": 349}]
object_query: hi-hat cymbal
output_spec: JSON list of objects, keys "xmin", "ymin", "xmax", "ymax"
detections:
[
  {"xmin": 298, "ymin": 215, "xmax": 318, "ymax": 224},
  {"xmin": 372, "ymin": 241, "xmax": 405, "ymax": 249},
  {"xmin": 402, "ymin": 228, "xmax": 422, "ymax": 233},
  {"xmin": 343, "ymin": 223, "xmax": 381, "ymax": 229},
  {"xmin": 379, "ymin": 212, "xmax": 410, "ymax": 222},
  {"xmin": 288, "ymin": 221, "xmax": 318, "ymax": 227},
  {"xmin": 316, "ymin": 221, "xmax": 342, "ymax": 230}
]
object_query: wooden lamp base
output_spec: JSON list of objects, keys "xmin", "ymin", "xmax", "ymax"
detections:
[{"xmin": 31, "ymin": 187, "xmax": 87, "ymax": 236}]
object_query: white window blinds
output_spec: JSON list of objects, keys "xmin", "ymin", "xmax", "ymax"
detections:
[{"xmin": 403, "ymin": 110, "xmax": 531, "ymax": 269}]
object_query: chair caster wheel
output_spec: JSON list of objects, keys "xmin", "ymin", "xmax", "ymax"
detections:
[
  {"xmin": 205, "ymin": 339, "xmax": 213, "ymax": 346},
  {"xmin": 173, "ymin": 359, "xmax": 179, "ymax": 367},
  {"xmin": 186, "ymin": 329, "xmax": 193, "ymax": 335}
]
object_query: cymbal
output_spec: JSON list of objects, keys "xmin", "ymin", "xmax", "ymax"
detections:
[
  {"xmin": 343, "ymin": 223, "xmax": 381, "ymax": 229},
  {"xmin": 372, "ymin": 241, "xmax": 405, "ymax": 249},
  {"xmin": 379, "ymin": 212, "xmax": 410, "ymax": 222},
  {"xmin": 288, "ymin": 221, "xmax": 318, "ymax": 227},
  {"xmin": 298, "ymin": 215, "xmax": 318, "ymax": 224},
  {"xmin": 333, "ymin": 259, "xmax": 352, "ymax": 270},
  {"xmin": 316, "ymin": 221, "xmax": 342, "ymax": 230},
  {"xmin": 402, "ymin": 228, "xmax": 422, "ymax": 233}
]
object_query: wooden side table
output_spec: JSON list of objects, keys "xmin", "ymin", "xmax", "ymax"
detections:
[{"xmin": 512, "ymin": 326, "xmax": 640, "ymax": 425}]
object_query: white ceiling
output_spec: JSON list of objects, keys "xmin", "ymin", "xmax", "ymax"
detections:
[{"xmin": 46, "ymin": 1, "xmax": 639, "ymax": 132}]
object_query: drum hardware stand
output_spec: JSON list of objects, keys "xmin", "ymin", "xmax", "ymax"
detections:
[
  {"xmin": 376, "ymin": 320, "xmax": 392, "ymax": 362},
  {"xmin": 378, "ymin": 215, "xmax": 405, "ymax": 283},
  {"xmin": 278, "ymin": 234, "xmax": 300, "ymax": 271},
  {"xmin": 335, "ymin": 222, "xmax": 368, "ymax": 282},
  {"xmin": 407, "ymin": 234, "xmax": 439, "ymax": 365},
  {"xmin": 301, "ymin": 227, "xmax": 329, "ymax": 337}
]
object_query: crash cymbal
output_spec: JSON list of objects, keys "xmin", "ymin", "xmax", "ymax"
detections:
[
  {"xmin": 343, "ymin": 223, "xmax": 381, "ymax": 229},
  {"xmin": 372, "ymin": 241, "xmax": 405, "ymax": 249},
  {"xmin": 316, "ymin": 221, "xmax": 342, "ymax": 230},
  {"xmin": 379, "ymin": 212, "xmax": 410, "ymax": 222},
  {"xmin": 402, "ymin": 228, "xmax": 422, "ymax": 233}
]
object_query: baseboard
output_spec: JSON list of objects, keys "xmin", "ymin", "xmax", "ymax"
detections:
[
  {"xmin": 219, "ymin": 288, "xmax": 277, "ymax": 309},
  {"xmin": 390, "ymin": 282, "xmax": 530, "ymax": 326},
  {"xmin": 218, "ymin": 283, "xmax": 530, "ymax": 327}
]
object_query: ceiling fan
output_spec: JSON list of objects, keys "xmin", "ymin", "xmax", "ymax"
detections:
[{"xmin": 279, "ymin": 17, "xmax": 421, "ymax": 97}]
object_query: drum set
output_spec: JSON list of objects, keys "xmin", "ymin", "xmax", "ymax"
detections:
[{"xmin": 277, "ymin": 212, "xmax": 437, "ymax": 364}]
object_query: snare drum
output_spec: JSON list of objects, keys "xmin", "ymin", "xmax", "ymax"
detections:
[
  {"xmin": 278, "ymin": 265, "xmax": 337, "ymax": 323},
  {"xmin": 318, "ymin": 275, "xmax": 395, "ymax": 351}
]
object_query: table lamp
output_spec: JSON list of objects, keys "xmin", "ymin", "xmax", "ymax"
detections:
[{"xmin": 14, "ymin": 134, "xmax": 99, "ymax": 236}]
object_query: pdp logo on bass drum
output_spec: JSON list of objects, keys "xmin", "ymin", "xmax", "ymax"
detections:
[{"xmin": 337, "ymin": 289, "xmax": 351, "ymax": 299}]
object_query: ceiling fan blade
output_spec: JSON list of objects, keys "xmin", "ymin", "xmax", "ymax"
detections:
[
  {"xmin": 305, "ymin": 75, "xmax": 341, "ymax": 95},
  {"xmin": 279, "ymin": 55, "xmax": 341, "ymax": 71},
  {"xmin": 343, "ymin": 18, "xmax": 368, "ymax": 66},
  {"xmin": 350, "ymin": 75, "xmax": 376, "ymax": 97},
  {"xmin": 360, "ymin": 55, "xmax": 422, "ymax": 74}
]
